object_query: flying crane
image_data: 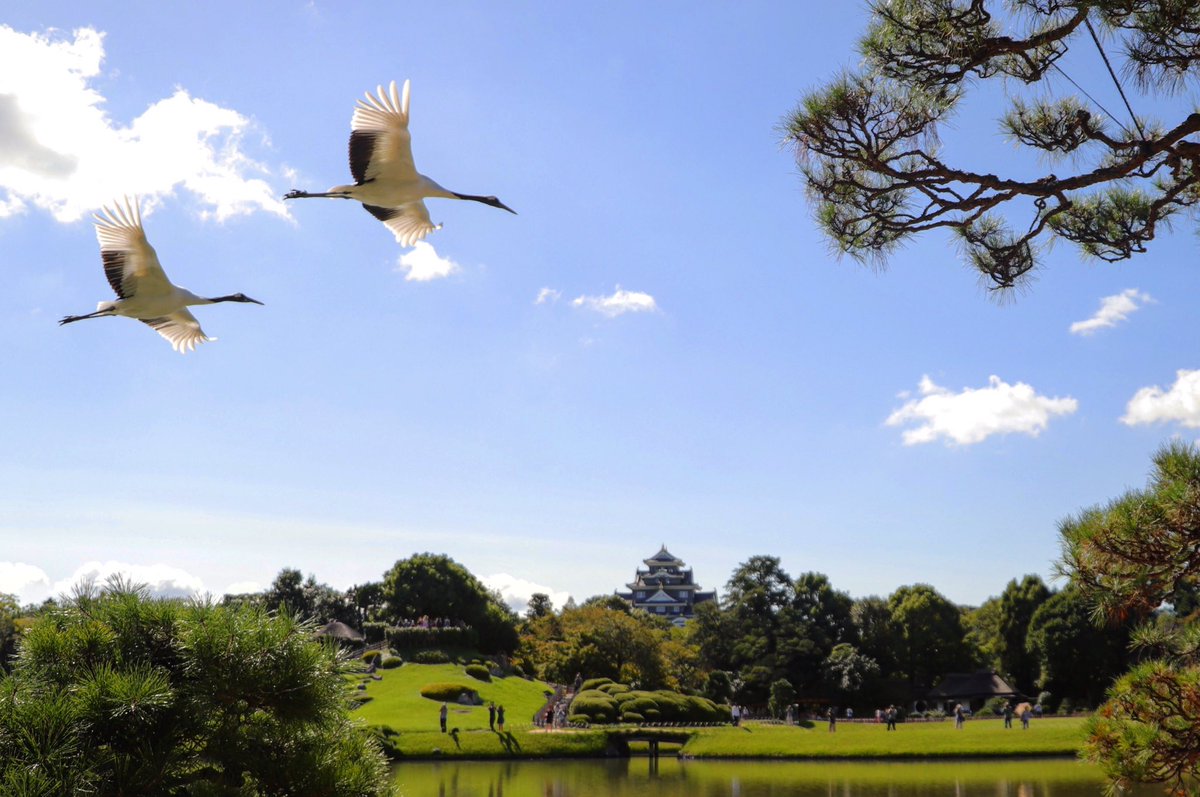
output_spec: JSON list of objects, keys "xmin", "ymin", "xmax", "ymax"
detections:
[
  {"xmin": 283, "ymin": 80, "xmax": 515, "ymax": 245},
  {"xmin": 59, "ymin": 197, "xmax": 264, "ymax": 353}
]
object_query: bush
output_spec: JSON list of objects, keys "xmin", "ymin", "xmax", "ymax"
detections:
[
  {"xmin": 621, "ymin": 711, "xmax": 645, "ymax": 723},
  {"xmin": 1, "ymin": 581, "xmax": 390, "ymax": 795},
  {"xmin": 419, "ymin": 683, "xmax": 478, "ymax": 702},
  {"xmin": 385, "ymin": 626, "xmax": 479, "ymax": 652},
  {"xmin": 1058, "ymin": 698, "xmax": 1076, "ymax": 715},
  {"xmin": 598, "ymin": 682, "xmax": 631, "ymax": 695},
  {"xmin": 412, "ymin": 650, "xmax": 451, "ymax": 664},
  {"xmin": 981, "ymin": 696, "xmax": 1009, "ymax": 716},
  {"xmin": 362, "ymin": 622, "xmax": 389, "ymax": 643},
  {"xmin": 379, "ymin": 656, "xmax": 403, "ymax": 669},
  {"xmin": 568, "ymin": 689, "xmax": 619, "ymax": 724},
  {"xmin": 581, "ymin": 677, "xmax": 614, "ymax": 691},
  {"xmin": 465, "ymin": 663, "xmax": 491, "ymax": 682},
  {"xmin": 362, "ymin": 650, "xmax": 382, "ymax": 664}
]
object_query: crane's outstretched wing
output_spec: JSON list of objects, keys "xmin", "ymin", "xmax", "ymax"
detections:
[
  {"xmin": 350, "ymin": 80, "xmax": 417, "ymax": 186},
  {"xmin": 363, "ymin": 202, "xmax": 442, "ymax": 247},
  {"xmin": 140, "ymin": 310, "xmax": 212, "ymax": 353},
  {"xmin": 93, "ymin": 197, "xmax": 173, "ymax": 300}
]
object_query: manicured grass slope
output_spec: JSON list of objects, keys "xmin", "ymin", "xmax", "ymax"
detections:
[
  {"xmin": 352, "ymin": 663, "xmax": 555, "ymax": 732},
  {"xmin": 680, "ymin": 717, "xmax": 1086, "ymax": 758}
]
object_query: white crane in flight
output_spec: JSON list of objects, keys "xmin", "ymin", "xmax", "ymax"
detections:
[
  {"xmin": 283, "ymin": 80, "xmax": 515, "ymax": 245},
  {"xmin": 59, "ymin": 197, "xmax": 264, "ymax": 353}
]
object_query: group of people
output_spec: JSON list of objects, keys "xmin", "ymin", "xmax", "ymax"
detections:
[
  {"xmin": 872, "ymin": 706, "xmax": 899, "ymax": 729},
  {"xmin": 401, "ymin": 616, "xmax": 467, "ymax": 630}
]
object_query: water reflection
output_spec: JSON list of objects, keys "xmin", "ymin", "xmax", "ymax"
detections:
[{"xmin": 391, "ymin": 758, "xmax": 1159, "ymax": 797}]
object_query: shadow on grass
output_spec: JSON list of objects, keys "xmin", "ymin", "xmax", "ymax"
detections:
[
  {"xmin": 495, "ymin": 730, "xmax": 522, "ymax": 754},
  {"xmin": 449, "ymin": 728, "xmax": 462, "ymax": 750}
]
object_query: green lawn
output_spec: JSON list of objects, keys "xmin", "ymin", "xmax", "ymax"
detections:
[
  {"xmin": 351, "ymin": 662, "xmax": 557, "ymax": 732},
  {"xmin": 351, "ymin": 665, "xmax": 1086, "ymax": 760},
  {"xmin": 680, "ymin": 717, "xmax": 1087, "ymax": 758}
]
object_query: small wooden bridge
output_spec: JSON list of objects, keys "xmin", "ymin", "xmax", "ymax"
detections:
[{"xmin": 605, "ymin": 730, "xmax": 693, "ymax": 759}]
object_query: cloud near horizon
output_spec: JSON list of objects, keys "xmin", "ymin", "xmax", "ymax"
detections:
[
  {"xmin": 1122, "ymin": 369, "xmax": 1200, "ymax": 428},
  {"xmin": 572, "ymin": 286, "xmax": 658, "ymax": 317},
  {"xmin": 0, "ymin": 24, "xmax": 288, "ymax": 223},
  {"xmin": 481, "ymin": 573, "xmax": 571, "ymax": 615},
  {"xmin": 1070, "ymin": 289, "xmax": 1153, "ymax": 336},
  {"xmin": 887, "ymin": 375, "xmax": 1078, "ymax": 445},
  {"xmin": 0, "ymin": 559, "xmax": 207, "ymax": 604},
  {"xmin": 396, "ymin": 241, "xmax": 460, "ymax": 281}
]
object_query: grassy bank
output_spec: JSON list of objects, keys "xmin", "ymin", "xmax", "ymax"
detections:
[
  {"xmin": 679, "ymin": 717, "xmax": 1086, "ymax": 758},
  {"xmin": 354, "ymin": 664, "xmax": 1086, "ymax": 761}
]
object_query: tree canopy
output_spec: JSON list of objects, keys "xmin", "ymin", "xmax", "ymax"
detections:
[
  {"xmin": 784, "ymin": 0, "xmax": 1200, "ymax": 292},
  {"xmin": 0, "ymin": 579, "xmax": 388, "ymax": 796},
  {"xmin": 1057, "ymin": 442, "xmax": 1200, "ymax": 795}
]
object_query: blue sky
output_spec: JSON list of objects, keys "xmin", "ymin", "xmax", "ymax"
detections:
[{"xmin": 1, "ymin": 3, "xmax": 1197, "ymax": 612}]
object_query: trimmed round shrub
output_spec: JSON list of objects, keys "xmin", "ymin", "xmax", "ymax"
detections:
[
  {"xmin": 643, "ymin": 708, "xmax": 661, "ymax": 720},
  {"xmin": 412, "ymin": 650, "xmax": 451, "ymax": 664},
  {"xmin": 420, "ymin": 683, "xmax": 476, "ymax": 702},
  {"xmin": 362, "ymin": 650, "xmax": 382, "ymax": 664},
  {"xmin": 581, "ymin": 677, "xmax": 614, "ymax": 691},
  {"xmin": 465, "ymin": 664, "xmax": 491, "ymax": 682},
  {"xmin": 568, "ymin": 689, "xmax": 619, "ymax": 724},
  {"xmin": 378, "ymin": 656, "xmax": 403, "ymax": 669},
  {"xmin": 598, "ymin": 682, "xmax": 631, "ymax": 695},
  {"xmin": 621, "ymin": 711, "xmax": 644, "ymax": 723}
]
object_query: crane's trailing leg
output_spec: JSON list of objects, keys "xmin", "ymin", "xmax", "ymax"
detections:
[
  {"xmin": 283, "ymin": 189, "xmax": 354, "ymax": 200},
  {"xmin": 59, "ymin": 309, "xmax": 113, "ymax": 325}
]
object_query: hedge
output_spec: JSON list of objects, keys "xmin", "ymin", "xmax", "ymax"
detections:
[
  {"xmin": 464, "ymin": 664, "xmax": 491, "ymax": 682},
  {"xmin": 419, "ymin": 683, "xmax": 480, "ymax": 703},
  {"xmin": 385, "ymin": 626, "xmax": 479, "ymax": 651},
  {"xmin": 568, "ymin": 683, "xmax": 730, "ymax": 725}
]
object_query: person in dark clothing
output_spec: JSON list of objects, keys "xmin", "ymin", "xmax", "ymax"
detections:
[
  {"xmin": 439, "ymin": 702, "xmax": 448, "ymax": 733},
  {"xmin": 488, "ymin": 701, "xmax": 496, "ymax": 731},
  {"xmin": 885, "ymin": 706, "xmax": 897, "ymax": 730},
  {"xmin": 497, "ymin": 704, "xmax": 506, "ymax": 732}
]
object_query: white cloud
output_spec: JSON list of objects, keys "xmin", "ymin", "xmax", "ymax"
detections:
[
  {"xmin": 395, "ymin": 241, "xmax": 460, "ymax": 281},
  {"xmin": 1122, "ymin": 369, "xmax": 1200, "ymax": 428},
  {"xmin": 223, "ymin": 580, "xmax": 264, "ymax": 596},
  {"xmin": 1070, "ymin": 289, "xmax": 1153, "ymax": 336},
  {"xmin": 51, "ymin": 560, "xmax": 206, "ymax": 600},
  {"xmin": 887, "ymin": 375, "xmax": 1078, "ymax": 446},
  {"xmin": 0, "ymin": 562, "xmax": 51, "ymax": 603},
  {"xmin": 0, "ymin": 25, "xmax": 287, "ymax": 222},
  {"xmin": 571, "ymin": 286, "xmax": 658, "ymax": 317},
  {"xmin": 481, "ymin": 573, "xmax": 571, "ymax": 616},
  {"xmin": 535, "ymin": 287, "xmax": 561, "ymax": 305}
]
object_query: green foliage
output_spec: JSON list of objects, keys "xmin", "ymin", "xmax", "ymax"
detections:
[
  {"xmin": 581, "ymin": 677, "xmax": 614, "ymax": 691},
  {"xmin": 1056, "ymin": 442, "xmax": 1200, "ymax": 795},
  {"xmin": 567, "ymin": 683, "xmax": 729, "ymax": 725},
  {"xmin": 767, "ymin": 678, "xmax": 796, "ymax": 719},
  {"xmin": 783, "ymin": 0, "xmax": 1200, "ymax": 293},
  {"xmin": 0, "ymin": 579, "xmax": 389, "ymax": 796},
  {"xmin": 521, "ymin": 605, "xmax": 669, "ymax": 687},
  {"xmin": 996, "ymin": 575, "xmax": 1051, "ymax": 693},
  {"xmin": 380, "ymin": 553, "xmax": 518, "ymax": 653},
  {"xmin": 888, "ymin": 583, "xmax": 973, "ymax": 688},
  {"xmin": 981, "ymin": 697, "xmax": 1009, "ymax": 716},
  {"xmin": 378, "ymin": 655, "xmax": 402, "ymax": 669},
  {"xmin": 465, "ymin": 663, "xmax": 492, "ymax": 682},
  {"xmin": 362, "ymin": 621, "xmax": 389, "ymax": 643},
  {"xmin": 703, "ymin": 670, "xmax": 733, "ymax": 704},
  {"xmin": 1025, "ymin": 587, "xmax": 1130, "ymax": 705},
  {"xmin": 386, "ymin": 626, "xmax": 479, "ymax": 652},
  {"xmin": 412, "ymin": 649, "xmax": 451, "ymax": 664},
  {"xmin": 824, "ymin": 642, "xmax": 880, "ymax": 695},
  {"xmin": 362, "ymin": 650, "xmax": 382, "ymax": 664},
  {"xmin": 419, "ymin": 683, "xmax": 478, "ymax": 703}
]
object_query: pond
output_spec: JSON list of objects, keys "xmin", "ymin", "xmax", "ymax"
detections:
[{"xmin": 391, "ymin": 757, "xmax": 1161, "ymax": 797}]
